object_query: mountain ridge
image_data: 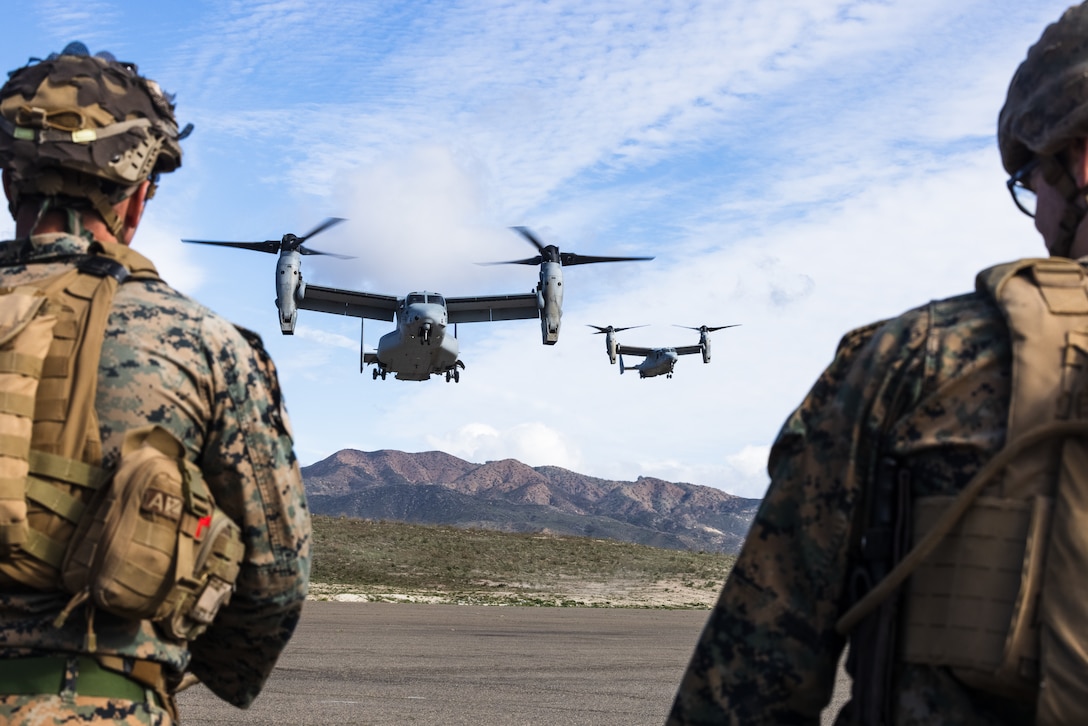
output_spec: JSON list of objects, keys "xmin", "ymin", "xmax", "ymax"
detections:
[{"xmin": 303, "ymin": 449, "xmax": 760, "ymax": 554}]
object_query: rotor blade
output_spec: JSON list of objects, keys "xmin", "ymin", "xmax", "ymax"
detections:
[
  {"xmin": 675, "ymin": 324, "xmax": 741, "ymax": 332},
  {"xmin": 181, "ymin": 239, "xmax": 280, "ymax": 254},
  {"xmin": 298, "ymin": 245, "xmax": 356, "ymax": 260},
  {"xmin": 300, "ymin": 217, "xmax": 346, "ymax": 242},
  {"xmin": 559, "ymin": 252, "xmax": 655, "ymax": 266},
  {"xmin": 587, "ymin": 324, "xmax": 647, "ymax": 334},
  {"xmin": 477, "ymin": 256, "xmax": 543, "ymax": 266},
  {"xmin": 511, "ymin": 226, "xmax": 546, "ymax": 252}
]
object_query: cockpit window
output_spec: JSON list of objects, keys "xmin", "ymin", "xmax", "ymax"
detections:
[
  {"xmin": 428, "ymin": 294, "xmax": 445, "ymax": 306},
  {"xmin": 406, "ymin": 293, "xmax": 425, "ymax": 305}
]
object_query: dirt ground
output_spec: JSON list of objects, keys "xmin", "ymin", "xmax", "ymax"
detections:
[{"xmin": 307, "ymin": 576, "xmax": 723, "ymax": 609}]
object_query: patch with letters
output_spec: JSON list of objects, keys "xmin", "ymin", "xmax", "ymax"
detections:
[{"xmin": 140, "ymin": 489, "xmax": 183, "ymax": 522}]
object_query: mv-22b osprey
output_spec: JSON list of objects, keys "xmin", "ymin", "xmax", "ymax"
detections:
[
  {"xmin": 183, "ymin": 220, "xmax": 652, "ymax": 382},
  {"xmin": 589, "ymin": 324, "xmax": 740, "ymax": 378}
]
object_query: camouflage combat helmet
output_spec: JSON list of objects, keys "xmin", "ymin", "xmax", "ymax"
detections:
[
  {"xmin": 0, "ymin": 41, "xmax": 191, "ymax": 239},
  {"xmin": 999, "ymin": 3, "xmax": 1088, "ymax": 175}
]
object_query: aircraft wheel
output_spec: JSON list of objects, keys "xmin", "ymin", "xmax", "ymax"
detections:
[
  {"xmin": 380, "ymin": 371, "xmax": 387, "ymax": 380},
  {"xmin": 445, "ymin": 371, "xmax": 452, "ymax": 382},
  {"xmin": 454, "ymin": 369, "xmax": 460, "ymax": 383},
  {"xmin": 372, "ymin": 368, "xmax": 379, "ymax": 380}
]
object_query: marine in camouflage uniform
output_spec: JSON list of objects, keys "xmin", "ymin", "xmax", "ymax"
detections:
[
  {"xmin": 667, "ymin": 4, "xmax": 1088, "ymax": 725},
  {"xmin": 0, "ymin": 44, "xmax": 311, "ymax": 724}
]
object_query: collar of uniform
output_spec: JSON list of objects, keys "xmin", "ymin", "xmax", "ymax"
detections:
[
  {"xmin": 27, "ymin": 232, "xmax": 92, "ymax": 257},
  {"xmin": 0, "ymin": 232, "xmax": 92, "ymax": 265}
]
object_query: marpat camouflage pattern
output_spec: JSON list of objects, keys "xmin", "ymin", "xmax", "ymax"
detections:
[
  {"xmin": 0, "ymin": 232, "xmax": 312, "ymax": 710},
  {"xmin": 666, "ymin": 282, "xmax": 1040, "ymax": 725}
]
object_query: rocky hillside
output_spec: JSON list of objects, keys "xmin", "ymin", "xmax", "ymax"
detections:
[{"xmin": 303, "ymin": 449, "xmax": 760, "ymax": 554}]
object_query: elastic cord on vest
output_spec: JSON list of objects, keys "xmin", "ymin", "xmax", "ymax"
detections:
[{"xmin": 836, "ymin": 418, "xmax": 1088, "ymax": 636}]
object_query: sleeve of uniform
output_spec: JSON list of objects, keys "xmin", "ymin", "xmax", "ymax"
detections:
[
  {"xmin": 666, "ymin": 313, "xmax": 926, "ymax": 726},
  {"xmin": 186, "ymin": 322, "xmax": 312, "ymax": 707}
]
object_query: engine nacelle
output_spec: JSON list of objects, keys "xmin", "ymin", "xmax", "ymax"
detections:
[
  {"xmin": 606, "ymin": 330, "xmax": 618, "ymax": 364},
  {"xmin": 538, "ymin": 261, "xmax": 563, "ymax": 345},
  {"xmin": 701, "ymin": 332, "xmax": 711, "ymax": 364},
  {"xmin": 275, "ymin": 250, "xmax": 303, "ymax": 334}
]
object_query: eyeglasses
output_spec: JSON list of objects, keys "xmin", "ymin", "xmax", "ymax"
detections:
[{"xmin": 1007, "ymin": 157, "xmax": 1040, "ymax": 218}]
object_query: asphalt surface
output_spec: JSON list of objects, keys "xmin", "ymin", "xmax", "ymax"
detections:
[{"xmin": 177, "ymin": 601, "xmax": 850, "ymax": 725}]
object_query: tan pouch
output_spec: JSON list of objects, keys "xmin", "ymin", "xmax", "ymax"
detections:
[
  {"xmin": 61, "ymin": 425, "xmax": 242, "ymax": 639},
  {"xmin": 162, "ymin": 507, "xmax": 243, "ymax": 641}
]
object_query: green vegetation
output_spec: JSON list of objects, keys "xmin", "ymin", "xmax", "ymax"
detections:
[{"xmin": 310, "ymin": 515, "xmax": 736, "ymax": 608}]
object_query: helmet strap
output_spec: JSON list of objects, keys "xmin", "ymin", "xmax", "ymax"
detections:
[
  {"xmin": 80, "ymin": 184, "xmax": 125, "ymax": 242},
  {"xmin": 28, "ymin": 196, "xmax": 93, "ymax": 242},
  {"xmin": 16, "ymin": 173, "xmax": 125, "ymax": 242}
]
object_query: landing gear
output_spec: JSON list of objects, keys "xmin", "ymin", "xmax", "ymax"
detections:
[
  {"xmin": 444, "ymin": 368, "xmax": 461, "ymax": 383},
  {"xmin": 372, "ymin": 368, "xmax": 379, "ymax": 380}
]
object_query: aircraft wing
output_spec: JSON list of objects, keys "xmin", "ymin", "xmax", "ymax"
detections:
[
  {"xmin": 675, "ymin": 345, "xmax": 703, "ymax": 356},
  {"xmin": 297, "ymin": 284, "xmax": 399, "ymax": 321},
  {"xmin": 445, "ymin": 293, "xmax": 539, "ymax": 323},
  {"xmin": 616, "ymin": 344, "xmax": 655, "ymax": 357},
  {"xmin": 363, "ymin": 351, "xmax": 380, "ymax": 364}
]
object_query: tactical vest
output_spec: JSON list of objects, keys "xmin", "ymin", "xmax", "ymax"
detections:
[
  {"xmin": 838, "ymin": 257, "xmax": 1088, "ymax": 724},
  {"xmin": 0, "ymin": 243, "xmax": 243, "ymax": 646}
]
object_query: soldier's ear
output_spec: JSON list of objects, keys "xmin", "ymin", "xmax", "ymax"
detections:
[{"xmin": 118, "ymin": 180, "xmax": 151, "ymax": 246}]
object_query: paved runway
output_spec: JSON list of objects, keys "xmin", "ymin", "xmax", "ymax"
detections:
[{"xmin": 177, "ymin": 602, "xmax": 849, "ymax": 725}]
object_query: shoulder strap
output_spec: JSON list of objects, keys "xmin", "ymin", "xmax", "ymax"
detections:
[
  {"xmin": 976, "ymin": 257, "xmax": 1088, "ymax": 498},
  {"xmin": 30, "ymin": 249, "xmax": 149, "ymax": 464},
  {"xmin": 85, "ymin": 242, "xmax": 161, "ymax": 282}
]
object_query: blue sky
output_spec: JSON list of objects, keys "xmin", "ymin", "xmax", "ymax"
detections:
[{"xmin": 1, "ymin": 1, "xmax": 1074, "ymax": 498}]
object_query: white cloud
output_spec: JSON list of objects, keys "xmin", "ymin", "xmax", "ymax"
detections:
[
  {"xmin": 294, "ymin": 326, "xmax": 358, "ymax": 351},
  {"xmin": 322, "ymin": 146, "xmax": 520, "ymax": 293},
  {"xmin": 727, "ymin": 445, "xmax": 771, "ymax": 480},
  {"xmin": 426, "ymin": 421, "xmax": 584, "ymax": 470}
]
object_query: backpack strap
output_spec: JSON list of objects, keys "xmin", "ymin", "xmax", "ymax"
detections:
[
  {"xmin": 0, "ymin": 245, "xmax": 144, "ymax": 585},
  {"xmin": 976, "ymin": 258, "xmax": 1088, "ymax": 498}
]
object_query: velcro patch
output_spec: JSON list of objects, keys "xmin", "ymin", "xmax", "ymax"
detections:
[{"xmin": 140, "ymin": 489, "xmax": 182, "ymax": 522}]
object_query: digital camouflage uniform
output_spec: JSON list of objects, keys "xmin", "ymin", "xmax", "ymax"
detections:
[
  {"xmin": 0, "ymin": 231, "xmax": 312, "ymax": 723},
  {"xmin": 666, "ymin": 281, "xmax": 1046, "ymax": 725}
]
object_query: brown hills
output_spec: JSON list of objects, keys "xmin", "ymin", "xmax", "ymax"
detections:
[{"xmin": 302, "ymin": 449, "xmax": 760, "ymax": 554}]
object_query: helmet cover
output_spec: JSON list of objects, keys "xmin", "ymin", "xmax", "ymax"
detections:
[
  {"xmin": 0, "ymin": 43, "xmax": 188, "ymax": 217},
  {"xmin": 999, "ymin": 3, "xmax": 1088, "ymax": 175}
]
